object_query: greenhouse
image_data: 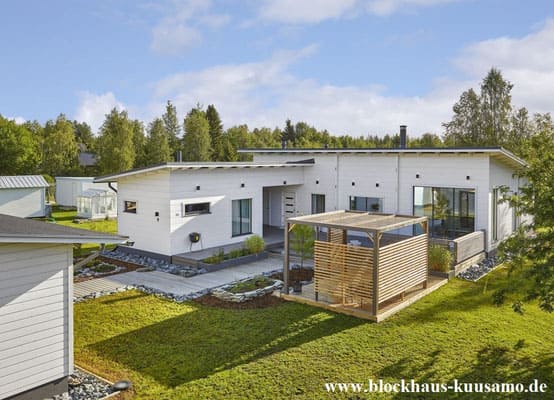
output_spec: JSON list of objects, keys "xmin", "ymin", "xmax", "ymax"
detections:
[{"xmin": 76, "ymin": 189, "xmax": 117, "ymax": 220}]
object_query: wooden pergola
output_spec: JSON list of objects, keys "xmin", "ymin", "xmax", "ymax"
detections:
[{"xmin": 283, "ymin": 210, "xmax": 429, "ymax": 317}]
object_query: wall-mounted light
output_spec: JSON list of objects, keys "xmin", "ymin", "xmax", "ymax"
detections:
[
  {"xmin": 154, "ymin": 211, "xmax": 159, "ymax": 217},
  {"xmin": 352, "ymin": 182, "xmax": 355, "ymax": 186},
  {"xmin": 316, "ymin": 180, "xmax": 319, "ymax": 185},
  {"xmin": 283, "ymin": 180, "xmax": 287, "ymax": 185},
  {"xmin": 466, "ymin": 175, "xmax": 470, "ymax": 180},
  {"xmin": 241, "ymin": 183, "xmax": 245, "ymax": 188},
  {"xmin": 196, "ymin": 185, "xmax": 200, "ymax": 190},
  {"xmin": 416, "ymin": 174, "xmax": 420, "ymax": 179},
  {"xmin": 376, "ymin": 182, "xmax": 380, "ymax": 188},
  {"xmin": 126, "ymin": 241, "xmax": 135, "ymax": 247}
]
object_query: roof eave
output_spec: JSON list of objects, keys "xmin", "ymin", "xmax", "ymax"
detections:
[{"xmin": 0, "ymin": 234, "xmax": 128, "ymax": 244}]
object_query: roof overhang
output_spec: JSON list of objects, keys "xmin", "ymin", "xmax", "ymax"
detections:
[
  {"xmin": 287, "ymin": 210, "xmax": 428, "ymax": 234},
  {"xmin": 0, "ymin": 234, "xmax": 128, "ymax": 244},
  {"xmin": 95, "ymin": 160, "xmax": 314, "ymax": 182},
  {"xmin": 238, "ymin": 147, "xmax": 527, "ymax": 168}
]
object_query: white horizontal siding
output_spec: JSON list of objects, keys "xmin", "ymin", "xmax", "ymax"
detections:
[
  {"xmin": 0, "ymin": 187, "xmax": 45, "ymax": 218},
  {"xmin": 117, "ymin": 171, "xmax": 171, "ymax": 255},
  {"xmin": 0, "ymin": 243, "xmax": 72, "ymax": 400}
]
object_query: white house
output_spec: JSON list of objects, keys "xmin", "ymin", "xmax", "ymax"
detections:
[
  {"xmin": 95, "ymin": 145, "xmax": 526, "ymax": 261},
  {"xmin": 0, "ymin": 214, "xmax": 126, "ymax": 400},
  {"xmin": 76, "ymin": 189, "xmax": 117, "ymax": 220},
  {"xmin": 0, "ymin": 175, "xmax": 49, "ymax": 218},
  {"xmin": 55, "ymin": 176, "xmax": 115, "ymax": 207}
]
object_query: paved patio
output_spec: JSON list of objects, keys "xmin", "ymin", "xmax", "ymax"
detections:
[{"xmin": 74, "ymin": 255, "xmax": 283, "ymax": 298}]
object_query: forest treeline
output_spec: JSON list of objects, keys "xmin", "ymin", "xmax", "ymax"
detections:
[{"xmin": 0, "ymin": 68, "xmax": 551, "ymax": 177}]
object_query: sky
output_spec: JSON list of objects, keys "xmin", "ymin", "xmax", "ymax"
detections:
[{"xmin": 1, "ymin": 0, "xmax": 553, "ymax": 137}]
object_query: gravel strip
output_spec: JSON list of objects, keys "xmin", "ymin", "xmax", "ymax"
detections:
[
  {"xmin": 457, "ymin": 256, "xmax": 500, "ymax": 281},
  {"xmin": 50, "ymin": 367, "xmax": 116, "ymax": 400},
  {"xmin": 101, "ymin": 249, "xmax": 206, "ymax": 277}
]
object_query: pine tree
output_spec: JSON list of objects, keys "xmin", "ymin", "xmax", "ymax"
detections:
[
  {"xmin": 206, "ymin": 104, "xmax": 224, "ymax": 161},
  {"xmin": 96, "ymin": 108, "xmax": 135, "ymax": 174},
  {"xmin": 162, "ymin": 100, "xmax": 181, "ymax": 157},
  {"xmin": 183, "ymin": 107, "xmax": 211, "ymax": 161},
  {"xmin": 145, "ymin": 118, "xmax": 172, "ymax": 165}
]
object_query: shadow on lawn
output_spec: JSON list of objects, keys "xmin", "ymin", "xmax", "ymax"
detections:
[
  {"xmin": 89, "ymin": 300, "xmax": 364, "ymax": 388},
  {"xmin": 379, "ymin": 344, "xmax": 554, "ymax": 399}
]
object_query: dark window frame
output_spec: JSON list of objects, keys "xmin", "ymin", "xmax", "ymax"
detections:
[
  {"xmin": 311, "ymin": 194, "xmax": 325, "ymax": 214},
  {"xmin": 124, "ymin": 200, "xmax": 137, "ymax": 214},
  {"xmin": 183, "ymin": 202, "xmax": 211, "ymax": 216},
  {"xmin": 232, "ymin": 198, "xmax": 252, "ymax": 237},
  {"xmin": 349, "ymin": 196, "xmax": 383, "ymax": 212}
]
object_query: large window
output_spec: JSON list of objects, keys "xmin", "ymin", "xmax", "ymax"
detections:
[
  {"xmin": 124, "ymin": 201, "xmax": 137, "ymax": 214},
  {"xmin": 311, "ymin": 194, "xmax": 325, "ymax": 214},
  {"xmin": 413, "ymin": 186, "xmax": 475, "ymax": 239},
  {"xmin": 183, "ymin": 202, "xmax": 210, "ymax": 216},
  {"xmin": 349, "ymin": 196, "xmax": 383, "ymax": 212},
  {"xmin": 232, "ymin": 199, "xmax": 252, "ymax": 236}
]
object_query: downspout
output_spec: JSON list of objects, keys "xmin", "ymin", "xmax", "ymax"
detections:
[
  {"xmin": 108, "ymin": 182, "xmax": 117, "ymax": 193},
  {"xmin": 335, "ymin": 153, "xmax": 339, "ymax": 210},
  {"xmin": 396, "ymin": 154, "xmax": 400, "ymax": 213}
]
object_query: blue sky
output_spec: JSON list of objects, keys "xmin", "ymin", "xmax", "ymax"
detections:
[{"xmin": 1, "ymin": 0, "xmax": 553, "ymax": 136}]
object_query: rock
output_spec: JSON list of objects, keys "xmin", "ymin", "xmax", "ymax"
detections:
[{"xmin": 136, "ymin": 266, "xmax": 154, "ymax": 272}]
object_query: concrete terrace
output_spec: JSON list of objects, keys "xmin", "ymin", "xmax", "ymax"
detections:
[{"xmin": 74, "ymin": 255, "xmax": 283, "ymax": 299}]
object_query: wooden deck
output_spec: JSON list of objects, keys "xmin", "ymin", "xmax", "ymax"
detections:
[{"xmin": 280, "ymin": 275, "xmax": 447, "ymax": 322}]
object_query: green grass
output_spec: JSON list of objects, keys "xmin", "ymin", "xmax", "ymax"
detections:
[
  {"xmin": 228, "ymin": 276, "xmax": 275, "ymax": 293},
  {"xmin": 48, "ymin": 207, "xmax": 117, "ymax": 256},
  {"xmin": 74, "ymin": 267, "xmax": 554, "ymax": 399}
]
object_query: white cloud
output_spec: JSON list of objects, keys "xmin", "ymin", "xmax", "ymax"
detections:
[
  {"xmin": 149, "ymin": 19, "xmax": 554, "ymax": 137},
  {"xmin": 150, "ymin": 0, "xmax": 230, "ymax": 56},
  {"xmin": 259, "ymin": 0, "xmax": 360, "ymax": 24},
  {"xmin": 74, "ymin": 91, "xmax": 126, "ymax": 134},
  {"xmin": 257, "ymin": 0, "xmax": 459, "ymax": 23},
  {"xmin": 454, "ymin": 18, "xmax": 554, "ymax": 113},
  {"xmin": 5, "ymin": 116, "xmax": 27, "ymax": 124},
  {"xmin": 366, "ymin": 0, "xmax": 457, "ymax": 16}
]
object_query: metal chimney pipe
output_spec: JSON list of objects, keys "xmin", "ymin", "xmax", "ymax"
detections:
[
  {"xmin": 175, "ymin": 150, "xmax": 182, "ymax": 162},
  {"xmin": 399, "ymin": 125, "xmax": 407, "ymax": 149}
]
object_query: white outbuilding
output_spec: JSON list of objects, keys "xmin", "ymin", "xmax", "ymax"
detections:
[
  {"xmin": 76, "ymin": 189, "xmax": 117, "ymax": 220},
  {"xmin": 0, "ymin": 175, "xmax": 49, "ymax": 218},
  {"xmin": 0, "ymin": 214, "xmax": 126, "ymax": 400},
  {"xmin": 55, "ymin": 177, "xmax": 115, "ymax": 207}
]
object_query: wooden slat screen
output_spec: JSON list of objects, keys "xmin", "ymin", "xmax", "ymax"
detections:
[
  {"xmin": 328, "ymin": 228, "xmax": 346, "ymax": 244},
  {"xmin": 378, "ymin": 234, "xmax": 428, "ymax": 302},
  {"xmin": 314, "ymin": 241, "xmax": 373, "ymax": 305}
]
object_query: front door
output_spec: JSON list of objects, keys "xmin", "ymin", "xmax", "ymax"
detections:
[{"xmin": 282, "ymin": 191, "xmax": 296, "ymax": 226}]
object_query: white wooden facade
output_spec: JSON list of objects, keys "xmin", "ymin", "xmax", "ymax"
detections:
[
  {"xmin": 55, "ymin": 177, "xmax": 115, "ymax": 207},
  {"xmin": 97, "ymin": 148, "xmax": 526, "ymax": 257},
  {"xmin": 0, "ymin": 215, "xmax": 126, "ymax": 400},
  {"xmin": 0, "ymin": 243, "xmax": 73, "ymax": 399},
  {"xmin": 0, "ymin": 176, "xmax": 48, "ymax": 218}
]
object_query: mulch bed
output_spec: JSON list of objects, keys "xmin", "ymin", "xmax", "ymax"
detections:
[
  {"xmin": 271, "ymin": 268, "xmax": 314, "ymax": 282},
  {"xmin": 194, "ymin": 292, "xmax": 285, "ymax": 309}
]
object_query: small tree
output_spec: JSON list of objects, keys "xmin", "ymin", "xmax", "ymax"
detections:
[{"xmin": 291, "ymin": 224, "xmax": 315, "ymax": 270}]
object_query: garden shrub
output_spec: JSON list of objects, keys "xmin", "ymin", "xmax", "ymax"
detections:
[
  {"xmin": 429, "ymin": 245, "xmax": 452, "ymax": 272},
  {"xmin": 244, "ymin": 235, "xmax": 265, "ymax": 254}
]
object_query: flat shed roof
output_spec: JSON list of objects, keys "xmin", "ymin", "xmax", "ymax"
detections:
[
  {"xmin": 287, "ymin": 210, "xmax": 427, "ymax": 234},
  {"xmin": 95, "ymin": 159, "xmax": 314, "ymax": 182}
]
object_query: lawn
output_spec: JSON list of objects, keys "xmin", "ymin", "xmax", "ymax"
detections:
[
  {"xmin": 48, "ymin": 207, "xmax": 118, "ymax": 256},
  {"xmin": 74, "ymin": 267, "xmax": 554, "ymax": 399}
]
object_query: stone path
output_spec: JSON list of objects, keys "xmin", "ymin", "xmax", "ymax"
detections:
[{"xmin": 74, "ymin": 255, "xmax": 282, "ymax": 299}]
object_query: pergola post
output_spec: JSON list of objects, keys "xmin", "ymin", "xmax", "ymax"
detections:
[
  {"xmin": 283, "ymin": 222, "xmax": 290, "ymax": 294},
  {"xmin": 372, "ymin": 231, "xmax": 382, "ymax": 316},
  {"xmin": 422, "ymin": 220, "xmax": 429, "ymax": 289}
]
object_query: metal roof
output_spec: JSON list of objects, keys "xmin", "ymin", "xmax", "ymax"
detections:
[
  {"xmin": 238, "ymin": 147, "xmax": 527, "ymax": 168},
  {"xmin": 0, "ymin": 175, "xmax": 49, "ymax": 189},
  {"xmin": 95, "ymin": 160, "xmax": 315, "ymax": 182},
  {"xmin": 79, "ymin": 188, "xmax": 113, "ymax": 197},
  {"xmin": 0, "ymin": 214, "xmax": 127, "ymax": 244},
  {"xmin": 287, "ymin": 210, "xmax": 428, "ymax": 234}
]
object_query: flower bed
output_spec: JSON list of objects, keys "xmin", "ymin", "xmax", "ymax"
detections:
[{"xmin": 211, "ymin": 276, "xmax": 283, "ymax": 303}]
